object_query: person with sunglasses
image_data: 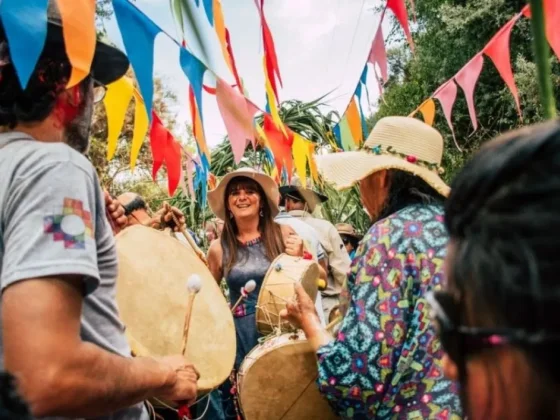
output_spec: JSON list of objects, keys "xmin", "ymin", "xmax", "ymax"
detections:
[
  {"xmin": 0, "ymin": 2, "xmax": 199, "ymax": 418},
  {"xmin": 281, "ymin": 117, "xmax": 462, "ymax": 419},
  {"xmin": 335, "ymin": 223, "xmax": 363, "ymax": 260},
  {"xmin": 431, "ymin": 120, "xmax": 560, "ymax": 420}
]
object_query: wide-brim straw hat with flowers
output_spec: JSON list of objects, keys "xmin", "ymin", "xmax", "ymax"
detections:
[
  {"xmin": 315, "ymin": 116, "xmax": 450, "ymax": 197},
  {"xmin": 208, "ymin": 168, "xmax": 280, "ymax": 220}
]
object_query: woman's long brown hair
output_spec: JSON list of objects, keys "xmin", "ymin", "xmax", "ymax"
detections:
[{"xmin": 220, "ymin": 177, "xmax": 284, "ymax": 276}]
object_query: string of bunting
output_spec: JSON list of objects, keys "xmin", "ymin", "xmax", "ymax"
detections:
[
  {"xmin": 332, "ymin": 0, "xmax": 414, "ymax": 152},
  {"xmin": 408, "ymin": 0, "xmax": 559, "ymax": 150},
  {"xmin": 109, "ymin": 0, "xmax": 321, "ymax": 200}
]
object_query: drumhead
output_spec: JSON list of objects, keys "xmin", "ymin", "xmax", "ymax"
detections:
[
  {"xmin": 115, "ymin": 225, "xmax": 236, "ymax": 392},
  {"xmin": 256, "ymin": 254, "xmax": 319, "ymax": 335},
  {"xmin": 238, "ymin": 334, "xmax": 338, "ymax": 420}
]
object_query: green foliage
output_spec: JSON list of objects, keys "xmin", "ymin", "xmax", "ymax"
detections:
[{"xmin": 375, "ymin": 0, "xmax": 560, "ymax": 181}]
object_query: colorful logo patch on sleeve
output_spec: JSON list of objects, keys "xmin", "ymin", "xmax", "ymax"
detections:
[{"xmin": 44, "ymin": 198, "xmax": 93, "ymax": 249}]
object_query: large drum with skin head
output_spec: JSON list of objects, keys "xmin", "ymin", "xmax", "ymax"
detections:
[
  {"xmin": 114, "ymin": 225, "xmax": 236, "ymax": 394},
  {"xmin": 237, "ymin": 332, "xmax": 338, "ymax": 420},
  {"xmin": 256, "ymin": 254, "xmax": 319, "ymax": 335}
]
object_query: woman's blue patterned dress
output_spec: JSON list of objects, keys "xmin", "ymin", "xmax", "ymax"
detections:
[{"xmin": 316, "ymin": 204, "xmax": 463, "ymax": 419}]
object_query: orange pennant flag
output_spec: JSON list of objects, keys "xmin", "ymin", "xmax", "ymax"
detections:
[
  {"xmin": 418, "ymin": 99, "xmax": 436, "ymax": 126},
  {"xmin": 57, "ymin": 0, "xmax": 96, "ymax": 87},
  {"xmin": 346, "ymin": 99, "xmax": 363, "ymax": 146}
]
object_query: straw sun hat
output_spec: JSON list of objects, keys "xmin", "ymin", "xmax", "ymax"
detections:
[
  {"xmin": 336, "ymin": 223, "xmax": 363, "ymax": 241},
  {"xmin": 315, "ymin": 116, "xmax": 450, "ymax": 197},
  {"xmin": 208, "ymin": 168, "xmax": 280, "ymax": 221}
]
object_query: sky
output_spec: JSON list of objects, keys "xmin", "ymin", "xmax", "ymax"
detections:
[{"xmin": 104, "ymin": 0, "xmax": 387, "ymax": 148}]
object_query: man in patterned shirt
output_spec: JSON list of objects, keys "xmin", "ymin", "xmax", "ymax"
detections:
[{"xmin": 282, "ymin": 117, "xmax": 462, "ymax": 419}]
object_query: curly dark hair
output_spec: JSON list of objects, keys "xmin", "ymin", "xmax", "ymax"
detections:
[{"xmin": 0, "ymin": 28, "xmax": 73, "ymax": 128}]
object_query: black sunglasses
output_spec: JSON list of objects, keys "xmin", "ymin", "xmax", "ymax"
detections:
[{"xmin": 427, "ymin": 291, "xmax": 560, "ymax": 363}]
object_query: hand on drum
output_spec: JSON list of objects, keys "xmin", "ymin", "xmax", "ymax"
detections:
[
  {"xmin": 152, "ymin": 202, "xmax": 187, "ymax": 232},
  {"xmin": 157, "ymin": 355, "xmax": 199, "ymax": 404},
  {"xmin": 280, "ymin": 283, "xmax": 320, "ymax": 330},
  {"xmin": 104, "ymin": 191, "xmax": 128, "ymax": 230},
  {"xmin": 284, "ymin": 233, "xmax": 304, "ymax": 257}
]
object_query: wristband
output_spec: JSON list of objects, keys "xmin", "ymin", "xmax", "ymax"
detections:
[{"xmin": 303, "ymin": 251, "xmax": 313, "ymax": 260}]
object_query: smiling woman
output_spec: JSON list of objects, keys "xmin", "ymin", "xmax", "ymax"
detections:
[{"xmin": 206, "ymin": 168, "xmax": 304, "ymax": 418}]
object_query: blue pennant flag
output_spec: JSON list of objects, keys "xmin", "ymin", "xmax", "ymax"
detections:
[
  {"xmin": 0, "ymin": 0, "xmax": 49, "ymax": 88},
  {"xmin": 202, "ymin": 0, "xmax": 214, "ymax": 25},
  {"xmin": 333, "ymin": 124, "xmax": 343, "ymax": 149},
  {"xmin": 112, "ymin": 0, "xmax": 161, "ymax": 121},
  {"xmin": 360, "ymin": 65, "xmax": 368, "ymax": 85},
  {"xmin": 180, "ymin": 47, "xmax": 206, "ymax": 125}
]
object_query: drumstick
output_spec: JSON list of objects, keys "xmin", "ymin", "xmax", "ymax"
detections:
[
  {"xmin": 230, "ymin": 280, "xmax": 257, "ymax": 314},
  {"xmin": 169, "ymin": 211, "xmax": 208, "ymax": 266},
  {"xmin": 181, "ymin": 275, "xmax": 203, "ymax": 355},
  {"xmin": 326, "ymin": 315, "xmax": 343, "ymax": 332}
]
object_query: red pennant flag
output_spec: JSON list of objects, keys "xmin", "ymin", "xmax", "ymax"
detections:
[
  {"xmin": 367, "ymin": 17, "xmax": 388, "ymax": 82},
  {"xmin": 433, "ymin": 80, "xmax": 461, "ymax": 151},
  {"xmin": 483, "ymin": 16, "xmax": 522, "ymax": 117},
  {"xmin": 150, "ymin": 111, "xmax": 167, "ymax": 180},
  {"xmin": 164, "ymin": 134, "xmax": 182, "ymax": 196},
  {"xmin": 544, "ymin": 0, "xmax": 560, "ymax": 61},
  {"xmin": 263, "ymin": 114, "xmax": 293, "ymax": 176},
  {"xmin": 225, "ymin": 28, "xmax": 243, "ymax": 94},
  {"xmin": 454, "ymin": 54, "xmax": 484, "ymax": 132},
  {"xmin": 387, "ymin": 0, "xmax": 414, "ymax": 51}
]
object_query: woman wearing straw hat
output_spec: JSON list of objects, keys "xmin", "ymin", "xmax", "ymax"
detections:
[
  {"xmin": 281, "ymin": 117, "xmax": 462, "ymax": 419},
  {"xmin": 207, "ymin": 168, "xmax": 313, "ymax": 418}
]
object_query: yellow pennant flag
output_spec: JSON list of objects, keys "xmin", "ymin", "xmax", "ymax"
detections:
[
  {"xmin": 307, "ymin": 141, "xmax": 319, "ymax": 183},
  {"xmin": 104, "ymin": 77, "xmax": 134, "ymax": 160},
  {"xmin": 346, "ymin": 100, "xmax": 363, "ymax": 146},
  {"xmin": 418, "ymin": 98, "xmax": 436, "ymax": 126},
  {"xmin": 292, "ymin": 133, "xmax": 309, "ymax": 186},
  {"xmin": 263, "ymin": 58, "xmax": 287, "ymax": 136},
  {"xmin": 213, "ymin": 0, "xmax": 232, "ymax": 74},
  {"xmin": 339, "ymin": 116, "xmax": 356, "ymax": 151},
  {"xmin": 255, "ymin": 121, "xmax": 269, "ymax": 147},
  {"xmin": 130, "ymin": 90, "xmax": 150, "ymax": 171}
]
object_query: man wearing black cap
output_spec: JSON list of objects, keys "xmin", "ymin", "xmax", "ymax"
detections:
[{"xmin": 0, "ymin": 3, "xmax": 197, "ymax": 419}]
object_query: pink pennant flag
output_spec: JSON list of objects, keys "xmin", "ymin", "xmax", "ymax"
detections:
[
  {"xmin": 387, "ymin": 0, "xmax": 414, "ymax": 51},
  {"xmin": 216, "ymin": 78, "xmax": 253, "ymax": 164},
  {"xmin": 454, "ymin": 54, "xmax": 484, "ymax": 132},
  {"xmin": 185, "ymin": 155, "xmax": 196, "ymax": 198},
  {"xmin": 483, "ymin": 16, "xmax": 522, "ymax": 117},
  {"xmin": 367, "ymin": 18, "xmax": 388, "ymax": 82},
  {"xmin": 434, "ymin": 80, "xmax": 461, "ymax": 151},
  {"xmin": 245, "ymin": 100, "xmax": 261, "ymax": 149}
]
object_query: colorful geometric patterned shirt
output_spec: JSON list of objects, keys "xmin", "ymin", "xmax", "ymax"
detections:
[{"xmin": 316, "ymin": 204, "xmax": 463, "ymax": 419}]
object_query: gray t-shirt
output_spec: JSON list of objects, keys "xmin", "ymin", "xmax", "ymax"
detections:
[{"xmin": 0, "ymin": 133, "xmax": 148, "ymax": 420}]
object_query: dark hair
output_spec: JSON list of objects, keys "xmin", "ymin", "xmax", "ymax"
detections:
[
  {"xmin": 221, "ymin": 176, "xmax": 283, "ymax": 275},
  {"xmin": 378, "ymin": 169, "xmax": 446, "ymax": 220},
  {"xmin": 445, "ymin": 120, "xmax": 560, "ymax": 418},
  {"xmin": 0, "ymin": 29, "xmax": 73, "ymax": 128},
  {"xmin": 123, "ymin": 196, "xmax": 148, "ymax": 216},
  {"xmin": 0, "ymin": 372, "xmax": 32, "ymax": 419}
]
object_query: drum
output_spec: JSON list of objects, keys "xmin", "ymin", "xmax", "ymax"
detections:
[
  {"xmin": 256, "ymin": 254, "xmax": 319, "ymax": 335},
  {"xmin": 237, "ymin": 332, "xmax": 338, "ymax": 420},
  {"xmin": 115, "ymin": 225, "xmax": 236, "ymax": 393}
]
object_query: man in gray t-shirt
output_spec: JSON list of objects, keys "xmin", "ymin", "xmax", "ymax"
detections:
[{"xmin": 0, "ymin": 3, "xmax": 198, "ymax": 419}]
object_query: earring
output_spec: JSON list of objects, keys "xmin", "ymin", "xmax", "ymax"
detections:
[
  {"xmin": 229, "ymin": 211, "xmax": 234, "ymax": 219},
  {"xmin": 259, "ymin": 208, "xmax": 264, "ymax": 217}
]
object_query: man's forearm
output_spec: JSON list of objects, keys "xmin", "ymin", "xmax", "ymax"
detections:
[{"xmin": 23, "ymin": 342, "xmax": 175, "ymax": 418}]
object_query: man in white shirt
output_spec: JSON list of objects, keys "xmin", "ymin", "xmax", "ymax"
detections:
[{"xmin": 280, "ymin": 178, "xmax": 351, "ymax": 321}]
